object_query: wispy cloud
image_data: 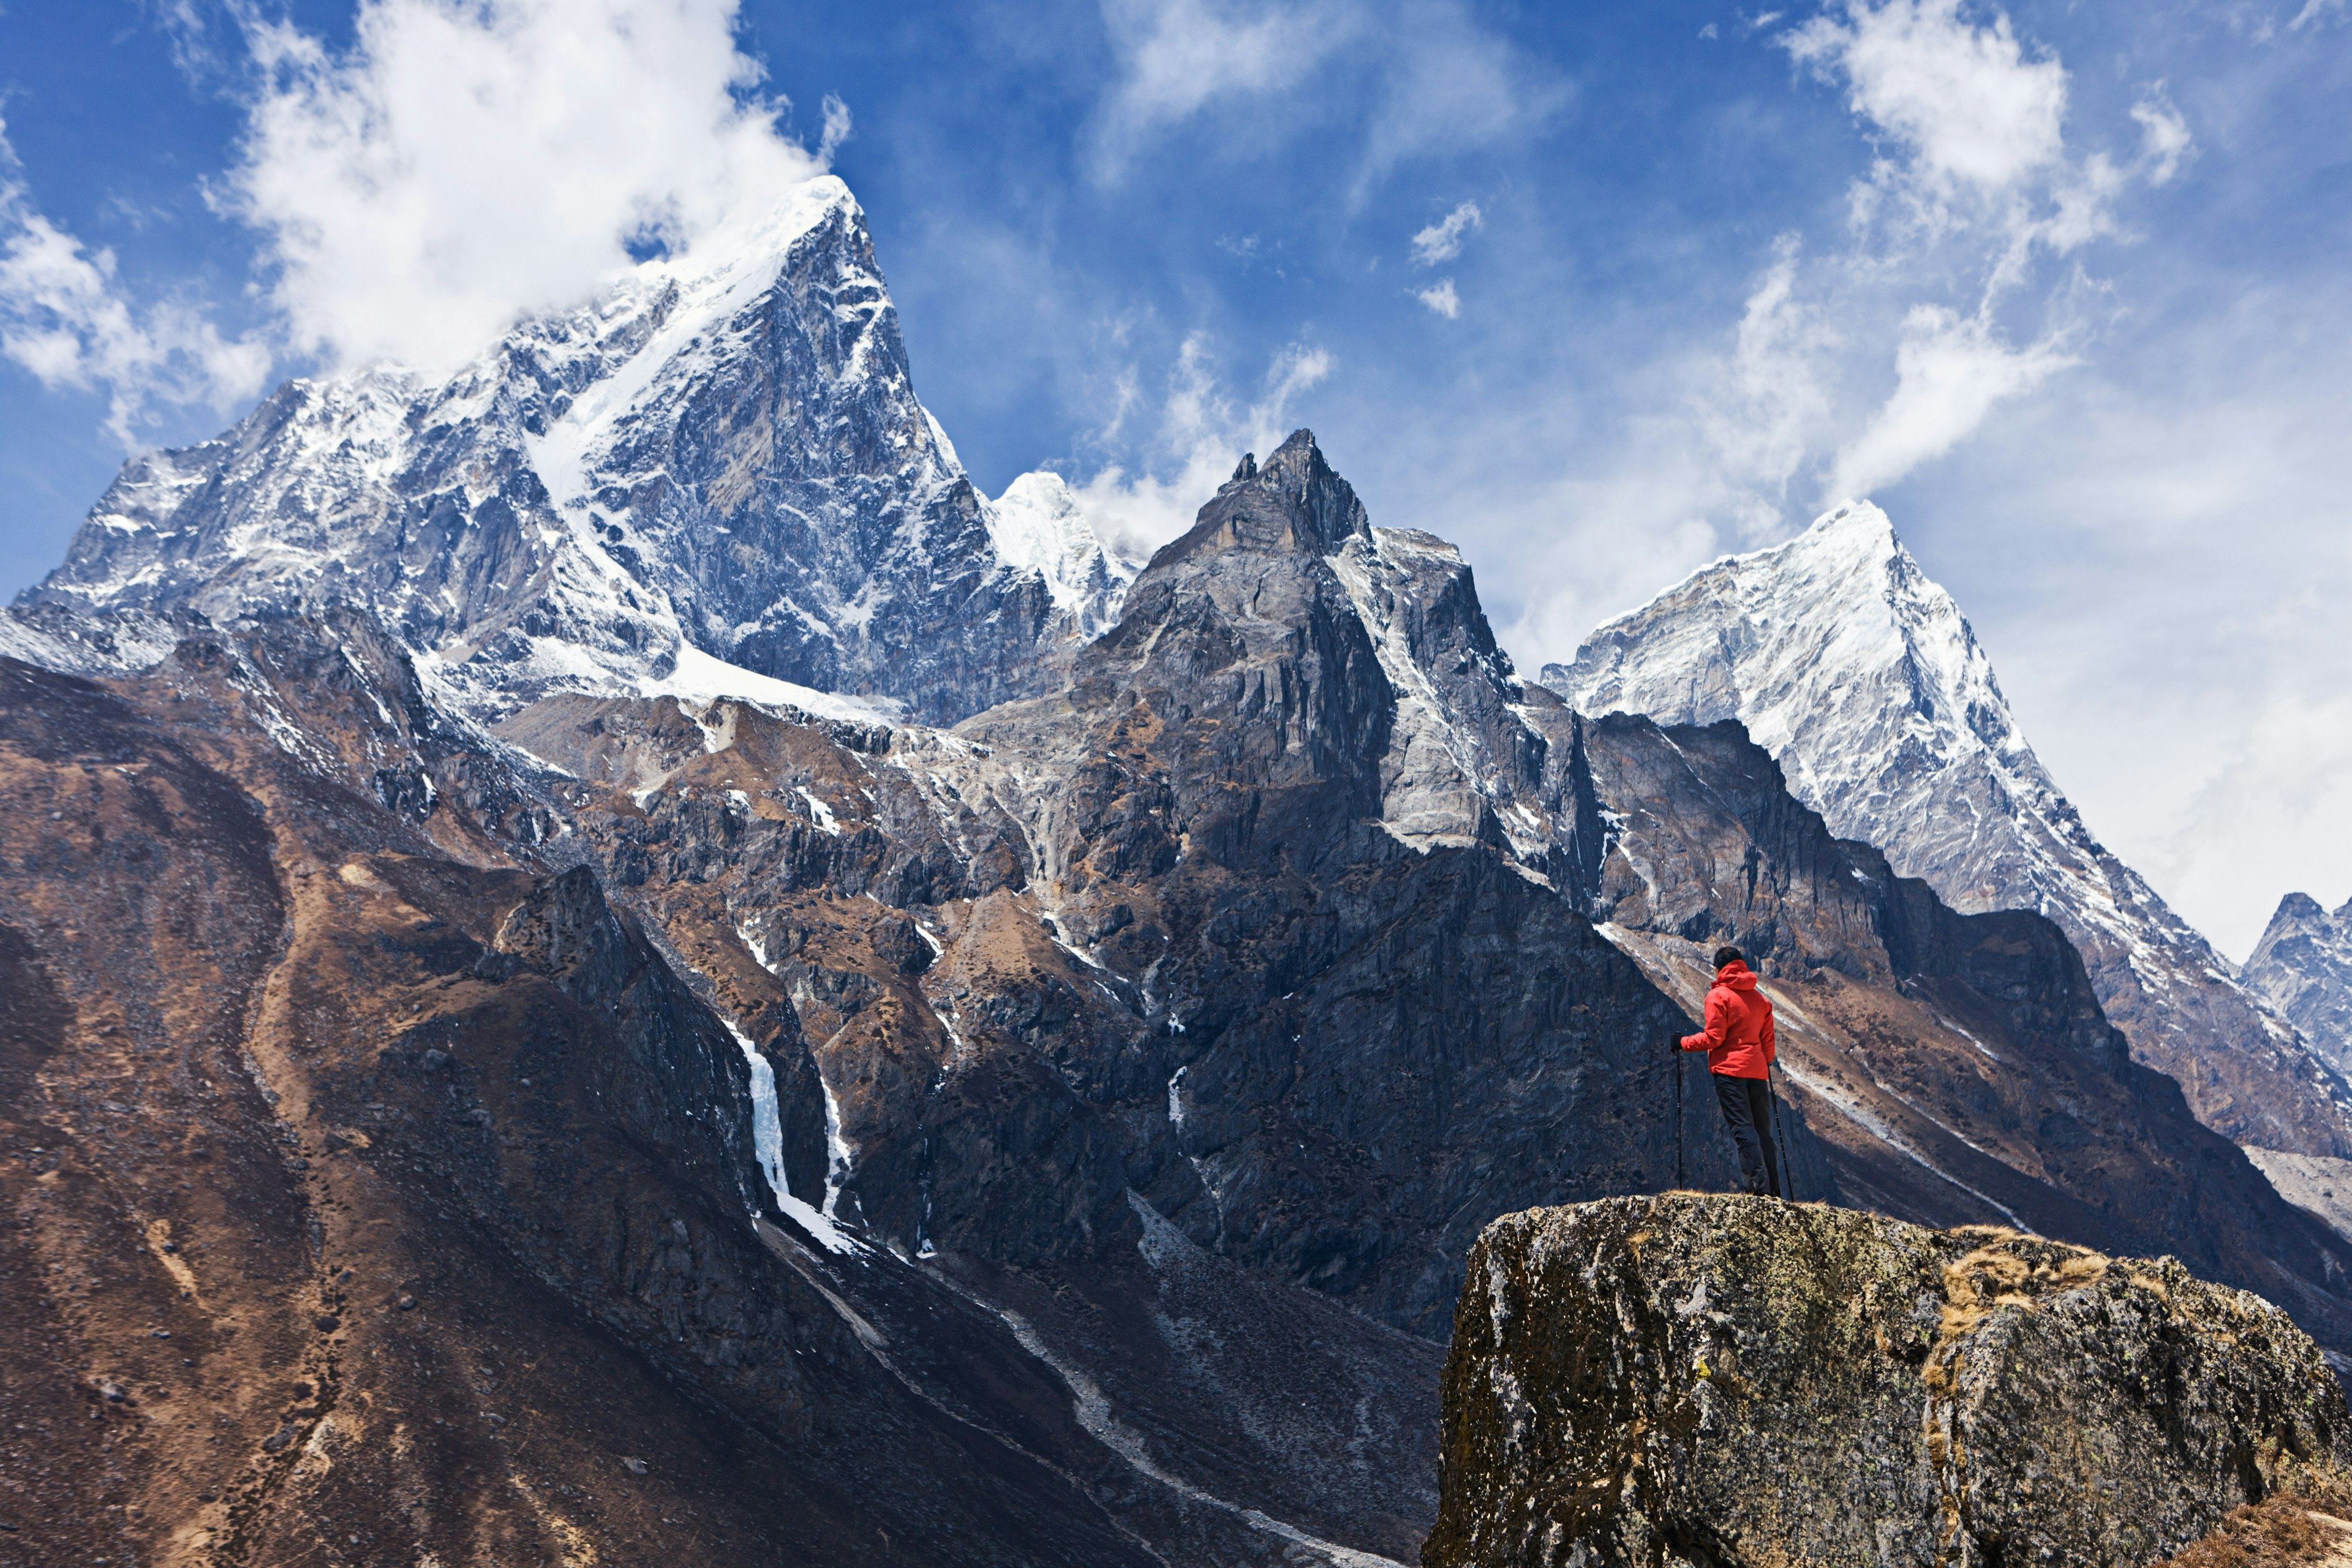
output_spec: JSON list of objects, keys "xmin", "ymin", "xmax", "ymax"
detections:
[
  {"xmin": 1700, "ymin": 0, "xmax": 2197, "ymax": 508},
  {"xmin": 1410, "ymin": 200, "xmax": 1481, "ymax": 265},
  {"xmin": 1090, "ymin": 0, "xmax": 1565, "ymax": 199},
  {"xmin": 1090, "ymin": 0, "xmax": 1351, "ymax": 179},
  {"xmin": 1413, "ymin": 277, "xmax": 1460, "ymax": 317},
  {"xmin": 1065, "ymin": 333, "xmax": 1333, "ymax": 560},
  {"xmin": 1497, "ymin": 0, "xmax": 2198, "ymax": 674},
  {"xmin": 0, "ymin": 120, "xmax": 269, "ymax": 442}
]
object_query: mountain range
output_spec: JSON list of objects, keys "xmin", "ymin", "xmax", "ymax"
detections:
[
  {"xmin": 1545, "ymin": 506, "xmax": 2352, "ymax": 1167},
  {"xmin": 4, "ymin": 170, "xmax": 2345, "ymax": 1566}
]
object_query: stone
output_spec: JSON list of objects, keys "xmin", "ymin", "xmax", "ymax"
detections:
[{"xmin": 1426, "ymin": 1194, "xmax": 2351, "ymax": 1568}]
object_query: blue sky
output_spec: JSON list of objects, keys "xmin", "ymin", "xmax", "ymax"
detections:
[{"xmin": 2, "ymin": 0, "xmax": 2350, "ymax": 956}]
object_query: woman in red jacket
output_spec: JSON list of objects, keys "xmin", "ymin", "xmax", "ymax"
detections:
[{"xmin": 1679, "ymin": 945, "xmax": 1781, "ymax": 1197}]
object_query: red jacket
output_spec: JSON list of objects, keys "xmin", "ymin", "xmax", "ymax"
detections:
[{"xmin": 1681, "ymin": 962, "xmax": 1776, "ymax": 1079}]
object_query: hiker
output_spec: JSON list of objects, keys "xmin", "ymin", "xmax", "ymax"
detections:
[{"xmin": 1678, "ymin": 946, "xmax": 1781, "ymax": 1197}]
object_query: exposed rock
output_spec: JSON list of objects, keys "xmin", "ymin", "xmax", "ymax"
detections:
[
  {"xmin": 13, "ymin": 222, "xmax": 2352, "ymax": 1566},
  {"xmin": 2157, "ymin": 1471, "xmax": 2352, "ymax": 1566},
  {"xmin": 1543, "ymin": 502, "xmax": 2352, "ymax": 1160},
  {"xmin": 23, "ymin": 177, "xmax": 1121, "ymax": 725},
  {"xmin": 2250, "ymin": 895, "xmax": 2352, "ymax": 1077},
  {"xmin": 1427, "ymin": 1195, "xmax": 2351, "ymax": 1568},
  {"xmin": 1541, "ymin": 709, "xmax": 2352, "ymax": 1342}
]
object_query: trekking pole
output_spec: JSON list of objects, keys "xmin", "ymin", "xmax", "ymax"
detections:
[
  {"xmin": 1766, "ymin": 1061, "xmax": 1794, "ymax": 1200},
  {"xmin": 1672, "ymin": 1045, "xmax": 1684, "ymax": 1191}
]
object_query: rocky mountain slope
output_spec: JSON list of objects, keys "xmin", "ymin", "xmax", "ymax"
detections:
[
  {"xmin": 10, "ymin": 436, "xmax": 2352, "ymax": 1564},
  {"xmin": 1545, "ymin": 503, "xmax": 2352, "ymax": 1162},
  {"xmin": 2252, "ymin": 894, "xmax": 2352, "ymax": 1074},
  {"xmin": 7, "ymin": 162, "xmax": 2346, "ymax": 1563},
  {"xmin": 1426, "ymin": 1195, "xmax": 2349, "ymax": 1568},
  {"xmin": 23, "ymin": 176, "xmax": 1131, "ymax": 727}
]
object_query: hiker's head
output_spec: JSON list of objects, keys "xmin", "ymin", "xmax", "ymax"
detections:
[{"xmin": 1713, "ymin": 946, "xmax": 1744, "ymax": 971}]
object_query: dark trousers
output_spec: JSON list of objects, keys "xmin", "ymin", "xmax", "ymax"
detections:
[{"xmin": 1714, "ymin": 1072, "xmax": 1780, "ymax": 1196}]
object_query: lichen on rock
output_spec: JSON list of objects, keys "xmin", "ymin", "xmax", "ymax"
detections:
[{"xmin": 1425, "ymin": 1194, "xmax": 2350, "ymax": 1567}]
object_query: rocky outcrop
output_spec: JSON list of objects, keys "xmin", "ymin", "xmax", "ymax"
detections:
[
  {"xmin": 1427, "ymin": 1196, "xmax": 2351, "ymax": 1568},
  {"xmin": 2250, "ymin": 895, "xmax": 2352, "ymax": 1077},
  {"xmin": 1543, "ymin": 503, "xmax": 2352, "ymax": 1161}
]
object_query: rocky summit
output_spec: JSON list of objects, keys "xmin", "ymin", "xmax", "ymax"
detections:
[
  {"xmin": 1425, "ymin": 1195, "xmax": 2351, "ymax": 1568},
  {"xmin": 2250, "ymin": 894, "xmax": 2352, "ymax": 1077}
]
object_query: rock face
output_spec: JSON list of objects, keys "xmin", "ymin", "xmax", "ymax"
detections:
[
  {"xmin": 0, "ymin": 640, "xmax": 1441, "ymax": 1567},
  {"xmin": 1425, "ymin": 1195, "xmax": 2351, "ymax": 1568},
  {"xmin": 1544, "ymin": 503, "xmax": 2352, "ymax": 1161},
  {"xmin": 2250, "ymin": 894, "xmax": 2352, "ymax": 1075},
  {"xmin": 23, "ymin": 176, "xmax": 1129, "ymax": 725}
]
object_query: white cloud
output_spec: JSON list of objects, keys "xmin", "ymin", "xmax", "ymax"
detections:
[
  {"xmin": 1068, "ymin": 334, "xmax": 1333, "ymax": 560},
  {"xmin": 1755, "ymin": 1, "xmax": 2188, "ymax": 504},
  {"xmin": 1414, "ymin": 277, "xmax": 1460, "ymax": 317},
  {"xmin": 1501, "ymin": 0, "xmax": 2195, "ymax": 696},
  {"xmin": 0, "ymin": 122, "xmax": 270, "ymax": 442},
  {"xmin": 2130, "ymin": 91, "xmax": 2192, "ymax": 185},
  {"xmin": 1, "ymin": 1, "xmax": 838, "ymax": 440},
  {"xmin": 229, "ymin": 0, "xmax": 829, "ymax": 377},
  {"xmin": 1090, "ymin": 0, "xmax": 1563, "ymax": 197},
  {"xmin": 1091, "ymin": 0, "xmax": 1351, "ymax": 176},
  {"xmin": 1787, "ymin": 0, "xmax": 2066, "ymax": 194},
  {"xmin": 1696, "ymin": 236, "xmax": 1839, "ymax": 537},
  {"xmin": 1409, "ymin": 200, "xmax": 1481, "ymax": 265},
  {"xmin": 1826, "ymin": 303, "xmax": 2073, "ymax": 499}
]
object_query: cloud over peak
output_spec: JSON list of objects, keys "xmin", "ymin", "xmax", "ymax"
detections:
[
  {"xmin": 0, "ymin": 0, "xmax": 842, "ymax": 443},
  {"xmin": 232, "ymin": 0, "xmax": 831, "ymax": 377}
]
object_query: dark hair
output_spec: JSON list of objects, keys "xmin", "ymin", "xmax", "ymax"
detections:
[{"xmin": 1713, "ymin": 946, "xmax": 1744, "ymax": 970}]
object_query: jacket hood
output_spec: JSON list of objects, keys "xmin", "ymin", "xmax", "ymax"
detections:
[{"xmin": 1714, "ymin": 961, "xmax": 1758, "ymax": 990}]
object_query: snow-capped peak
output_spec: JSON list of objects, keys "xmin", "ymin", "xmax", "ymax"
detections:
[
  {"xmin": 1544, "ymin": 499, "xmax": 2352, "ymax": 1157},
  {"xmin": 1555, "ymin": 500, "xmax": 2022, "ymax": 819},
  {"xmin": 28, "ymin": 169, "xmax": 1099, "ymax": 726},
  {"xmin": 984, "ymin": 472, "xmax": 1136, "ymax": 639}
]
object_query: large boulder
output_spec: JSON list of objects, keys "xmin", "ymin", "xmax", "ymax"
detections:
[{"xmin": 1426, "ymin": 1195, "xmax": 2350, "ymax": 1567}]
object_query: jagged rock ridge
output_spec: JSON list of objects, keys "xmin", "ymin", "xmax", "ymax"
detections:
[
  {"xmin": 23, "ymin": 175, "xmax": 1133, "ymax": 726},
  {"xmin": 10, "ymin": 430, "xmax": 2352, "ymax": 1564},
  {"xmin": 1544, "ymin": 502, "xmax": 2352, "ymax": 1161},
  {"xmin": 2251, "ymin": 894, "xmax": 2352, "ymax": 1074},
  {"xmin": 1540, "ymin": 709, "xmax": 2352, "ymax": 1340},
  {"xmin": 5, "ymin": 153, "xmax": 2346, "ymax": 1562}
]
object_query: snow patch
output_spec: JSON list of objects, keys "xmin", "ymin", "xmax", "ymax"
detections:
[{"xmin": 722, "ymin": 1019, "xmax": 861, "ymax": 1256}]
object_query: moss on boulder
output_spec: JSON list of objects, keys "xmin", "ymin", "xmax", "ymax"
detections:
[{"xmin": 1425, "ymin": 1195, "xmax": 2348, "ymax": 1567}]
